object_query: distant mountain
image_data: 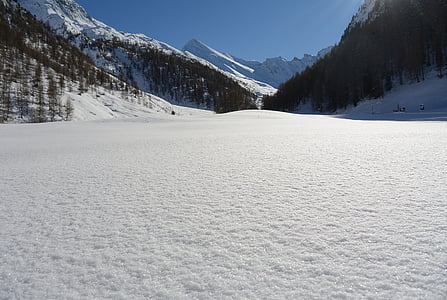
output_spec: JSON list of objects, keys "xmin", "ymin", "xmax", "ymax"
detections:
[
  {"xmin": 183, "ymin": 39, "xmax": 332, "ymax": 90},
  {"xmin": 264, "ymin": 0, "xmax": 447, "ymax": 113},
  {"xmin": 17, "ymin": 0, "xmax": 257, "ymax": 112}
]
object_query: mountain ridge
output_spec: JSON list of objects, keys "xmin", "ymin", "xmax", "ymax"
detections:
[{"xmin": 183, "ymin": 38, "xmax": 332, "ymax": 89}]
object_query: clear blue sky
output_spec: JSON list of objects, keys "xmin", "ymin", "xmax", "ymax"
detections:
[{"xmin": 76, "ymin": 0, "xmax": 364, "ymax": 61}]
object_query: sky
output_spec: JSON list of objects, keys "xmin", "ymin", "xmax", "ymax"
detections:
[{"xmin": 76, "ymin": 0, "xmax": 364, "ymax": 62}]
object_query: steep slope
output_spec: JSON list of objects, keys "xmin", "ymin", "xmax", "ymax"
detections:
[
  {"xmin": 17, "ymin": 0, "xmax": 257, "ymax": 112},
  {"xmin": 264, "ymin": 0, "xmax": 447, "ymax": 113},
  {"xmin": 184, "ymin": 39, "xmax": 331, "ymax": 90}
]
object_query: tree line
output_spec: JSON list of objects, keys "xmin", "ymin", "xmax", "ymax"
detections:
[{"xmin": 264, "ymin": 0, "xmax": 447, "ymax": 112}]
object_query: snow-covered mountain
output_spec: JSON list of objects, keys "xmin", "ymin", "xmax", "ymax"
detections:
[
  {"xmin": 17, "ymin": 0, "xmax": 258, "ymax": 111},
  {"xmin": 16, "ymin": 0, "xmax": 328, "ymax": 98},
  {"xmin": 184, "ymin": 39, "xmax": 332, "ymax": 89}
]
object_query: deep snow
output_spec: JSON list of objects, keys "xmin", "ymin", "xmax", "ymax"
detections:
[{"xmin": 1, "ymin": 111, "xmax": 446, "ymax": 299}]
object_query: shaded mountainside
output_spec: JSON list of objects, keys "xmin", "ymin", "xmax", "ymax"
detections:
[
  {"xmin": 17, "ymin": 0, "xmax": 257, "ymax": 113},
  {"xmin": 264, "ymin": 0, "xmax": 447, "ymax": 112}
]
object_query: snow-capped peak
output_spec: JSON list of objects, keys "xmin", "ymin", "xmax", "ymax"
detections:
[
  {"xmin": 18, "ymin": 0, "xmax": 102, "ymax": 34},
  {"xmin": 349, "ymin": 0, "xmax": 386, "ymax": 29},
  {"xmin": 17, "ymin": 0, "xmax": 181, "ymax": 53}
]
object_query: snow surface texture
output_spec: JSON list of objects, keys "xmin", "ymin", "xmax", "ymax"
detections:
[
  {"xmin": 1, "ymin": 111, "xmax": 447, "ymax": 299},
  {"xmin": 184, "ymin": 39, "xmax": 332, "ymax": 90}
]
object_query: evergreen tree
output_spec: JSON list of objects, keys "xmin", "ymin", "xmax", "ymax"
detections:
[
  {"xmin": 64, "ymin": 98, "xmax": 74, "ymax": 121},
  {"xmin": 48, "ymin": 75, "xmax": 58, "ymax": 121}
]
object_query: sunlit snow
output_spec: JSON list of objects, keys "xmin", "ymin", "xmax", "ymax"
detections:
[{"xmin": 1, "ymin": 111, "xmax": 446, "ymax": 299}]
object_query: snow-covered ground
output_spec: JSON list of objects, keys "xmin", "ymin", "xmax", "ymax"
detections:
[
  {"xmin": 1, "ymin": 111, "xmax": 446, "ymax": 299},
  {"xmin": 339, "ymin": 72, "xmax": 447, "ymax": 121}
]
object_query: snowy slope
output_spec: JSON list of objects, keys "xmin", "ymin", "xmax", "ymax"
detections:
[
  {"xmin": 184, "ymin": 39, "xmax": 332, "ymax": 89},
  {"xmin": 68, "ymin": 88, "xmax": 212, "ymax": 122}
]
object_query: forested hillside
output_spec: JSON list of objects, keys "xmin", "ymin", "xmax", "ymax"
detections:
[
  {"xmin": 264, "ymin": 0, "xmax": 447, "ymax": 112},
  {"xmin": 75, "ymin": 36, "xmax": 257, "ymax": 113},
  {"xmin": 0, "ymin": 0, "xmax": 147, "ymax": 122}
]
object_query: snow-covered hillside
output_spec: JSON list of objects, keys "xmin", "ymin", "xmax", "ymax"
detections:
[
  {"xmin": 67, "ymin": 87, "xmax": 212, "ymax": 122},
  {"xmin": 184, "ymin": 39, "xmax": 332, "ymax": 89},
  {"xmin": 1, "ymin": 112, "xmax": 446, "ymax": 299}
]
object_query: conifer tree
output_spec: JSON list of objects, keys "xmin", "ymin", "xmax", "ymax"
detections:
[{"xmin": 64, "ymin": 98, "xmax": 74, "ymax": 121}]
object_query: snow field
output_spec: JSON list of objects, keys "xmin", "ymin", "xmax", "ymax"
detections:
[{"xmin": 1, "ymin": 112, "xmax": 447, "ymax": 299}]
